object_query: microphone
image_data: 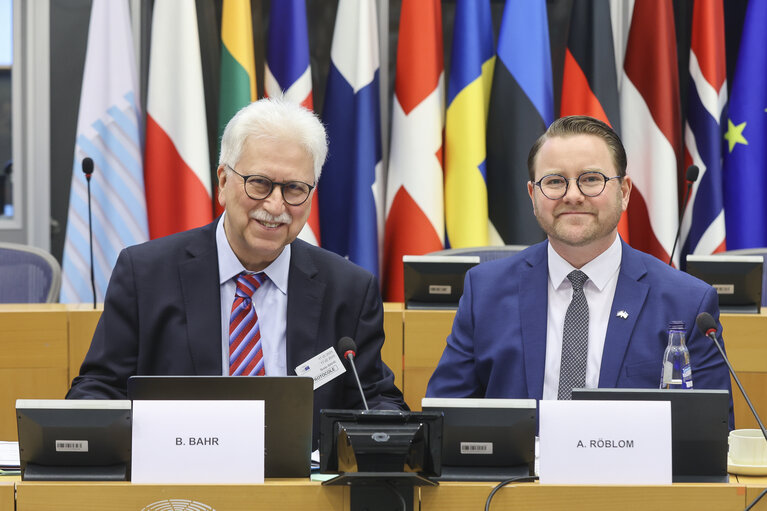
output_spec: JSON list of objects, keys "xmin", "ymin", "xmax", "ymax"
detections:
[
  {"xmin": 337, "ymin": 336, "xmax": 369, "ymax": 410},
  {"xmin": 668, "ymin": 165, "xmax": 700, "ymax": 266},
  {"xmin": 82, "ymin": 157, "xmax": 96, "ymax": 309},
  {"xmin": 696, "ymin": 312, "xmax": 767, "ymax": 439}
]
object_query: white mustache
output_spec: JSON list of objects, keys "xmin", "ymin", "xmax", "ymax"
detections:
[{"xmin": 250, "ymin": 209, "xmax": 292, "ymax": 225}]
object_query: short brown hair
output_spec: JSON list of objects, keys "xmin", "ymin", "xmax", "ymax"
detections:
[{"xmin": 527, "ymin": 116, "xmax": 627, "ymax": 181}]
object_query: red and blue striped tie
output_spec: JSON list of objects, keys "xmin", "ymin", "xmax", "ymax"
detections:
[{"xmin": 229, "ymin": 272, "xmax": 266, "ymax": 376}]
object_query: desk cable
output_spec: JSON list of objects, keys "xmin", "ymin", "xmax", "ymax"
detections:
[{"xmin": 484, "ymin": 475, "xmax": 539, "ymax": 511}]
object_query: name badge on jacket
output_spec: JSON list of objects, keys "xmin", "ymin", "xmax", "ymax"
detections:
[{"xmin": 295, "ymin": 347, "xmax": 346, "ymax": 390}]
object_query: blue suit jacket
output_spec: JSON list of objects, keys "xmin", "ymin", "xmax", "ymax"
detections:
[
  {"xmin": 426, "ymin": 240, "xmax": 733, "ymax": 425},
  {"xmin": 67, "ymin": 219, "xmax": 407, "ymax": 446}
]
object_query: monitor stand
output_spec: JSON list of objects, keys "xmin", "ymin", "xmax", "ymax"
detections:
[
  {"xmin": 323, "ymin": 472, "xmax": 438, "ymax": 511},
  {"xmin": 23, "ymin": 463, "xmax": 128, "ymax": 481}
]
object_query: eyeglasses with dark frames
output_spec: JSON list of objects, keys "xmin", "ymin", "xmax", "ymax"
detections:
[
  {"xmin": 533, "ymin": 171, "xmax": 622, "ymax": 200},
  {"xmin": 226, "ymin": 164, "xmax": 315, "ymax": 206}
]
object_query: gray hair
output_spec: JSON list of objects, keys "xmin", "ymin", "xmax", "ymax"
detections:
[{"xmin": 218, "ymin": 97, "xmax": 328, "ymax": 182}]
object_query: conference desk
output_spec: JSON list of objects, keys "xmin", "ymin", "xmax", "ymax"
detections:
[
  {"xmin": 0, "ymin": 477, "xmax": 765, "ymax": 511},
  {"xmin": 399, "ymin": 308, "xmax": 767, "ymax": 430},
  {"xmin": 0, "ymin": 304, "xmax": 766, "ymax": 440}
]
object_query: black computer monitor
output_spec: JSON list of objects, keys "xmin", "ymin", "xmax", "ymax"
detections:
[
  {"xmin": 403, "ymin": 255, "xmax": 479, "ymax": 309},
  {"xmin": 686, "ymin": 254, "xmax": 763, "ymax": 313},
  {"xmin": 421, "ymin": 397, "xmax": 536, "ymax": 481},
  {"xmin": 319, "ymin": 409, "xmax": 443, "ymax": 486},
  {"xmin": 16, "ymin": 399, "xmax": 132, "ymax": 481},
  {"xmin": 127, "ymin": 375, "xmax": 313, "ymax": 478},
  {"xmin": 572, "ymin": 388, "xmax": 729, "ymax": 482}
]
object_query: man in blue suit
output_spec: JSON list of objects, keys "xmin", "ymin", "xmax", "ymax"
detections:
[
  {"xmin": 68, "ymin": 99, "xmax": 407, "ymax": 447},
  {"xmin": 426, "ymin": 116, "xmax": 733, "ymax": 424}
]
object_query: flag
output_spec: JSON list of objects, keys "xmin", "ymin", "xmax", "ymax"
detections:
[
  {"xmin": 265, "ymin": 0, "xmax": 321, "ymax": 246},
  {"xmin": 383, "ymin": 0, "xmax": 445, "ymax": 301},
  {"xmin": 619, "ymin": 0, "xmax": 682, "ymax": 264},
  {"xmin": 680, "ymin": 0, "xmax": 727, "ymax": 261},
  {"xmin": 60, "ymin": 0, "xmax": 148, "ymax": 303},
  {"xmin": 217, "ymin": 0, "xmax": 257, "ymax": 217},
  {"xmin": 722, "ymin": 0, "xmax": 767, "ymax": 249},
  {"xmin": 444, "ymin": 0, "xmax": 495, "ymax": 248},
  {"xmin": 559, "ymin": 0, "xmax": 627, "ymax": 241},
  {"xmin": 144, "ymin": 0, "xmax": 212, "ymax": 239},
  {"xmin": 319, "ymin": 0, "xmax": 382, "ymax": 278},
  {"xmin": 486, "ymin": 0, "xmax": 552, "ymax": 246}
]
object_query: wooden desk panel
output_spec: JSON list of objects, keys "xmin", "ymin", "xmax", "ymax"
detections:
[
  {"xmin": 402, "ymin": 310, "xmax": 455, "ymax": 410},
  {"xmin": 0, "ymin": 308, "xmax": 68, "ymax": 368},
  {"xmin": 420, "ymin": 482, "xmax": 749, "ymax": 511},
  {"xmin": 0, "ymin": 481, "xmax": 13, "ymax": 511},
  {"xmin": 0, "ymin": 306, "xmax": 72, "ymax": 440},
  {"xmin": 67, "ymin": 307, "xmax": 102, "ymax": 382},
  {"xmin": 15, "ymin": 480, "xmax": 348, "ymax": 511},
  {"xmin": 382, "ymin": 303, "xmax": 404, "ymax": 389}
]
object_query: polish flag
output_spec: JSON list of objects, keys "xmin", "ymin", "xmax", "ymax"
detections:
[{"xmin": 144, "ymin": 1, "xmax": 212, "ymax": 239}]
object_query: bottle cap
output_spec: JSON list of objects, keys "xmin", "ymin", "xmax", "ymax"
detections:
[{"xmin": 669, "ymin": 320, "xmax": 686, "ymax": 330}]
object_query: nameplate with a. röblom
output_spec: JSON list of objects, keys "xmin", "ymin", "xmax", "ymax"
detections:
[
  {"xmin": 539, "ymin": 400, "xmax": 671, "ymax": 484},
  {"xmin": 132, "ymin": 400, "xmax": 264, "ymax": 483}
]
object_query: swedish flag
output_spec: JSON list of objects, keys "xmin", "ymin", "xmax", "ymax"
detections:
[{"xmin": 444, "ymin": 0, "xmax": 496, "ymax": 247}]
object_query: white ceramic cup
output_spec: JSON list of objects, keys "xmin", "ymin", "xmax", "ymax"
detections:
[{"xmin": 729, "ymin": 429, "xmax": 767, "ymax": 466}]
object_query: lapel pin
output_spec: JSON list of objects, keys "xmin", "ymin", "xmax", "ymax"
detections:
[{"xmin": 616, "ymin": 310, "xmax": 629, "ymax": 319}]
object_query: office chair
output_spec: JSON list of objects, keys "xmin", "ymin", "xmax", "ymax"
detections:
[
  {"xmin": 428, "ymin": 245, "xmax": 529, "ymax": 263},
  {"xmin": 0, "ymin": 242, "xmax": 62, "ymax": 303}
]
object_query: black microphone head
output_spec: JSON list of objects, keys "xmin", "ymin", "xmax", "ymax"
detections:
[
  {"xmin": 337, "ymin": 336, "xmax": 357, "ymax": 359},
  {"xmin": 686, "ymin": 164, "xmax": 699, "ymax": 183},
  {"xmin": 81, "ymin": 157, "xmax": 94, "ymax": 176},
  {"xmin": 696, "ymin": 312, "xmax": 718, "ymax": 336}
]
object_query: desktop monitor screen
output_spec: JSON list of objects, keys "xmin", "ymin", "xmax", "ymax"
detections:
[
  {"xmin": 572, "ymin": 388, "xmax": 729, "ymax": 482},
  {"xmin": 16, "ymin": 399, "xmax": 132, "ymax": 481},
  {"xmin": 319, "ymin": 409, "xmax": 443, "ymax": 483},
  {"xmin": 127, "ymin": 375, "xmax": 313, "ymax": 478},
  {"xmin": 421, "ymin": 397, "xmax": 536, "ymax": 481},
  {"xmin": 403, "ymin": 255, "xmax": 479, "ymax": 309},
  {"xmin": 686, "ymin": 254, "xmax": 763, "ymax": 313}
]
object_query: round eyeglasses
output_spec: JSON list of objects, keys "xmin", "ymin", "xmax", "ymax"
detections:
[
  {"xmin": 533, "ymin": 171, "xmax": 622, "ymax": 200},
  {"xmin": 226, "ymin": 165, "xmax": 315, "ymax": 206}
]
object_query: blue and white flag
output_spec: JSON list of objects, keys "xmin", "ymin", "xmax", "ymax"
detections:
[
  {"xmin": 319, "ymin": 0, "xmax": 382, "ymax": 278},
  {"xmin": 61, "ymin": 0, "xmax": 148, "ymax": 303}
]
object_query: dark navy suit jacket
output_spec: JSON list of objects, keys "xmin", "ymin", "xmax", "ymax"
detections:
[
  {"xmin": 67, "ymin": 219, "xmax": 407, "ymax": 446},
  {"xmin": 426, "ymin": 240, "xmax": 733, "ymax": 426}
]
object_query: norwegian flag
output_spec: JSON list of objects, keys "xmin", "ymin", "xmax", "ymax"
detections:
[{"xmin": 680, "ymin": 0, "xmax": 727, "ymax": 262}]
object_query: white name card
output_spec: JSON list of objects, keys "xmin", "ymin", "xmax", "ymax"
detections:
[
  {"xmin": 539, "ymin": 400, "xmax": 672, "ymax": 485},
  {"xmin": 132, "ymin": 400, "xmax": 265, "ymax": 484}
]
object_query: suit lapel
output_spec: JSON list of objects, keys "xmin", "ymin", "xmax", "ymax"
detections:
[
  {"xmin": 598, "ymin": 241, "xmax": 649, "ymax": 387},
  {"xmin": 179, "ymin": 221, "xmax": 223, "ymax": 374},
  {"xmin": 285, "ymin": 240, "xmax": 326, "ymax": 371},
  {"xmin": 520, "ymin": 243, "xmax": 549, "ymax": 399}
]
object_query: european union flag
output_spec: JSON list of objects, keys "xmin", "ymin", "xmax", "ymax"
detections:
[{"xmin": 722, "ymin": 0, "xmax": 767, "ymax": 249}]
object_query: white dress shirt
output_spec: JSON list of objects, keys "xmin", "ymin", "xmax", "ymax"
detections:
[
  {"xmin": 217, "ymin": 214, "xmax": 289, "ymax": 376},
  {"xmin": 542, "ymin": 236, "xmax": 622, "ymax": 400}
]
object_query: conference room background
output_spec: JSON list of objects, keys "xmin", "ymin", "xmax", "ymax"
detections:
[{"xmin": 2, "ymin": 0, "xmax": 756, "ymax": 302}]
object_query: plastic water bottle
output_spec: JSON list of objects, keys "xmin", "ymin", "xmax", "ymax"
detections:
[{"xmin": 660, "ymin": 321, "xmax": 694, "ymax": 389}]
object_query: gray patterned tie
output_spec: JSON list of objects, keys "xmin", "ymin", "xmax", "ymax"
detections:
[{"xmin": 558, "ymin": 270, "xmax": 590, "ymax": 400}]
